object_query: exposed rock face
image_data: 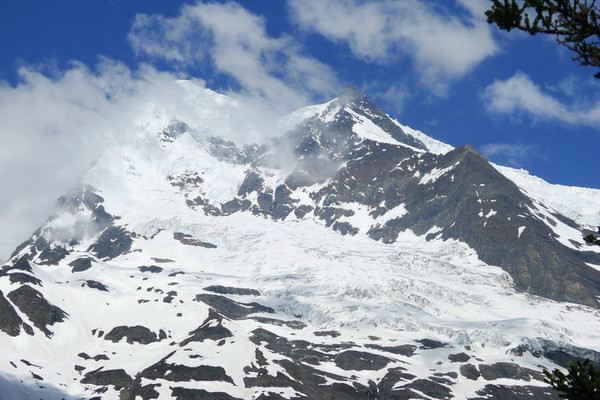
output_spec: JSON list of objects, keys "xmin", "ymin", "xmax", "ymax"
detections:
[
  {"xmin": 448, "ymin": 352, "xmax": 470, "ymax": 363},
  {"xmin": 8, "ymin": 272, "xmax": 42, "ymax": 286},
  {"xmin": 306, "ymin": 143, "xmax": 600, "ymax": 306},
  {"xmin": 366, "ymin": 344, "xmax": 417, "ymax": 357},
  {"xmin": 7, "ymin": 285, "xmax": 67, "ymax": 337},
  {"xmin": 173, "ymin": 232, "xmax": 217, "ymax": 248},
  {"xmin": 194, "ymin": 294, "xmax": 274, "ymax": 319},
  {"xmin": 417, "ymin": 339, "xmax": 447, "ymax": 349},
  {"xmin": 203, "ymin": 285, "xmax": 261, "ymax": 296},
  {"xmin": 83, "ymin": 280, "xmax": 108, "ymax": 291},
  {"xmin": 139, "ymin": 265, "xmax": 163, "ymax": 274},
  {"xmin": 180, "ymin": 309, "xmax": 233, "ymax": 346},
  {"xmin": 81, "ymin": 368, "xmax": 134, "ymax": 389},
  {"xmin": 37, "ymin": 245, "xmax": 69, "ymax": 265},
  {"xmin": 178, "ymin": 91, "xmax": 598, "ymax": 307},
  {"xmin": 104, "ymin": 326, "xmax": 162, "ymax": 345},
  {"xmin": 460, "ymin": 364, "xmax": 481, "ymax": 380},
  {"xmin": 252, "ymin": 317, "xmax": 307, "ymax": 330},
  {"xmin": 139, "ymin": 351, "xmax": 234, "ymax": 384},
  {"xmin": 88, "ymin": 227, "xmax": 133, "ymax": 260},
  {"xmin": 78, "ymin": 352, "xmax": 109, "ymax": 361},
  {"xmin": 471, "ymin": 385, "xmax": 560, "ymax": 399},
  {"xmin": 119, "ymin": 383, "xmax": 161, "ymax": 400},
  {"xmin": 540, "ymin": 344, "xmax": 600, "ymax": 369},
  {"xmin": 4, "ymin": 255, "xmax": 33, "ymax": 273},
  {"xmin": 69, "ymin": 257, "xmax": 93, "ymax": 272},
  {"xmin": 171, "ymin": 387, "xmax": 242, "ymax": 400},
  {"xmin": 220, "ymin": 112, "xmax": 600, "ymax": 307},
  {"xmin": 207, "ymin": 136, "xmax": 266, "ymax": 165},
  {"xmin": 168, "ymin": 170, "xmax": 204, "ymax": 189},
  {"xmin": 57, "ymin": 184, "xmax": 105, "ymax": 213},
  {"xmin": 404, "ymin": 378, "xmax": 453, "ymax": 399},
  {"xmin": 334, "ymin": 350, "xmax": 392, "ymax": 371},
  {"xmin": 478, "ymin": 362, "xmax": 543, "ymax": 382},
  {"xmin": 0, "ymin": 290, "xmax": 23, "ymax": 337},
  {"xmin": 238, "ymin": 171, "xmax": 264, "ymax": 197},
  {"xmin": 160, "ymin": 120, "xmax": 189, "ymax": 143}
]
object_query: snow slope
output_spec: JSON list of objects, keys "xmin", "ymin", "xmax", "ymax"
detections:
[
  {"xmin": 1, "ymin": 87, "xmax": 599, "ymax": 400},
  {"xmin": 496, "ymin": 165, "xmax": 600, "ymax": 228}
]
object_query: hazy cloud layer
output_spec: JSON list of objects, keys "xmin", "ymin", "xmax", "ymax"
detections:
[
  {"xmin": 129, "ymin": 1, "xmax": 339, "ymax": 111},
  {"xmin": 288, "ymin": 0, "xmax": 497, "ymax": 94},
  {"xmin": 0, "ymin": 57, "xmax": 299, "ymax": 260},
  {"xmin": 0, "ymin": 1, "xmax": 343, "ymax": 260},
  {"xmin": 0, "ymin": 61, "xmax": 180, "ymax": 260},
  {"xmin": 483, "ymin": 73, "xmax": 600, "ymax": 128}
]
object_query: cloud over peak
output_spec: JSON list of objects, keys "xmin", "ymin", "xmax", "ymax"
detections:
[
  {"xmin": 129, "ymin": 1, "xmax": 339, "ymax": 112},
  {"xmin": 288, "ymin": 0, "xmax": 498, "ymax": 94}
]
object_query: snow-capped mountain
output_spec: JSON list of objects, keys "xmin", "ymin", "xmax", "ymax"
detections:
[{"xmin": 1, "ymin": 85, "xmax": 600, "ymax": 400}]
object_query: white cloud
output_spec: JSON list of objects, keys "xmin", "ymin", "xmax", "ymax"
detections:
[
  {"xmin": 0, "ymin": 61, "xmax": 179, "ymax": 260},
  {"xmin": 483, "ymin": 72, "xmax": 600, "ymax": 127},
  {"xmin": 129, "ymin": 1, "xmax": 339, "ymax": 111},
  {"xmin": 0, "ymin": 1, "xmax": 344, "ymax": 261},
  {"xmin": 361, "ymin": 81, "xmax": 409, "ymax": 115},
  {"xmin": 480, "ymin": 143, "xmax": 536, "ymax": 167},
  {"xmin": 0, "ymin": 58, "xmax": 301, "ymax": 261},
  {"xmin": 287, "ymin": 0, "xmax": 497, "ymax": 94}
]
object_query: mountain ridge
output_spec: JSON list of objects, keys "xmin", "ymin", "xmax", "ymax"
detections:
[{"xmin": 1, "ymin": 87, "xmax": 599, "ymax": 400}]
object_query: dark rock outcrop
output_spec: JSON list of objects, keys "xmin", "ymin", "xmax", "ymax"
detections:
[
  {"xmin": 8, "ymin": 273, "xmax": 42, "ymax": 286},
  {"xmin": 478, "ymin": 362, "xmax": 543, "ymax": 382},
  {"xmin": 417, "ymin": 339, "xmax": 447, "ymax": 349},
  {"xmin": 7, "ymin": 285, "xmax": 67, "ymax": 337},
  {"xmin": 88, "ymin": 227, "xmax": 133, "ymax": 260},
  {"xmin": 180, "ymin": 309, "xmax": 232, "ymax": 346},
  {"xmin": 104, "ymin": 325, "xmax": 160, "ymax": 345},
  {"xmin": 470, "ymin": 384, "xmax": 559, "ymax": 399},
  {"xmin": 171, "ymin": 387, "xmax": 242, "ymax": 400},
  {"xmin": 403, "ymin": 378, "xmax": 453, "ymax": 399},
  {"xmin": 203, "ymin": 285, "xmax": 260, "ymax": 296},
  {"xmin": 460, "ymin": 364, "xmax": 481, "ymax": 380},
  {"xmin": 38, "ymin": 245, "xmax": 69, "ymax": 265},
  {"xmin": 334, "ymin": 350, "xmax": 392, "ymax": 371},
  {"xmin": 69, "ymin": 257, "xmax": 93, "ymax": 272},
  {"xmin": 0, "ymin": 290, "xmax": 23, "ymax": 337},
  {"xmin": 78, "ymin": 352, "xmax": 110, "ymax": 361},
  {"xmin": 138, "ymin": 265, "xmax": 163, "ymax": 274},
  {"xmin": 83, "ymin": 280, "xmax": 108, "ymax": 292},
  {"xmin": 139, "ymin": 351, "xmax": 233, "ymax": 383},
  {"xmin": 194, "ymin": 294, "xmax": 273, "ymax": 319},
  {"xmin": 173, "ymin": 232, "xmax": 217, "ymax": 248},
  {"xmin": 81, "ymin": 368, "xmax": 133, "ymax": 389},
  {"xmin": 365, "ymin": 343, "xmax": 417, "ymax": 357},
  {"xmin": 448, "ymin": 352, "xmax": 471, "ymax": 363},
  {"xmin": 238, "ymin": 171, "xmax": 264, "ymax": 196}
]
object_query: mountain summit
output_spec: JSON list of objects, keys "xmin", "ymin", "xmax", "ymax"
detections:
[{"xmin": 1, "ymin": 88, "xmax": 600, "ymax": 400}]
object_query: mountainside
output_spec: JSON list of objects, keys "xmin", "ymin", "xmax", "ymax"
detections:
[{"xmin": 1, "ymin": 86, "xmax": 600, "ymax": 400}]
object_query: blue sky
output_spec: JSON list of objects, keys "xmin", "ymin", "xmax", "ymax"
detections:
[{"xmin": 1, "ymin": 0, "xmax": 599, "ymax": 188}]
